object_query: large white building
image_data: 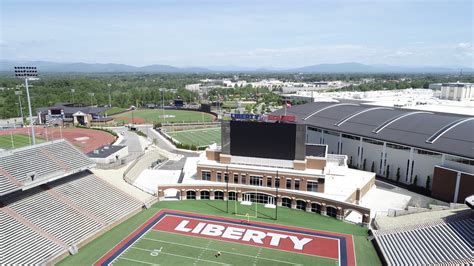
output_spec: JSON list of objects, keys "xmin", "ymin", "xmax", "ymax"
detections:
[
  {"xmin": 273, "ymin": 102, "xmax": 474, "ymax": 203},
  {"xmin": 440, "ymin": 82, "xmax": 474, "ymax": 101}
]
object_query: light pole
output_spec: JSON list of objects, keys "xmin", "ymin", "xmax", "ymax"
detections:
[
  {"xmin": 15, "ymin": 90, "xmax": 24, "ymax": 123},
  {"xmin": 71, "ymin": 89, "xmax": 75, "ymax": 104},
  {"xmin": 88, "ymin": 92, "xmax": 95, "ymax": 106},
  {"xmin": 14, "ymin": 66, "xmax": 39, "ymax": 145},
  {"xmin": 107, "ymin": 83, "xmax": 112, "ymax": 107}
]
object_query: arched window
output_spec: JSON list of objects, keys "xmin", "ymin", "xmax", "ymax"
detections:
[
  {"xmin": 214, "ymin": 191, "xmax": 224, "ymax": 200},
  {"xmin": 296, "ymin": 200, "xmax": 306, "ymax": 210},
  {"xmin": 327, "ymin": 206, "xmax": 338, "ymax": 218},
  {"xmin": 311, "ymin": 203, "xmax": 321, "ymax": 214},
  {"xmin": 201, "ymin": 190, "xmax": 210, "ymax": 200},
  {"xmin": 282, "ymin": 198, "xmax": 292, "ymax": 208},
  {"xmin": 186, "ymin": 191, "xmax": 196, "ymax": 200}
]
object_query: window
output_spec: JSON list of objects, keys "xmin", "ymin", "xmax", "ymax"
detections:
[
  {"xmin": 286, "ymin": 179, "xmax": 292, "ymax": 189},
  {"xmin": 186, "ymin": 191, "xmax": 196, "ymax": 200},
  {"xmin": 201, "ymin": 191, "xmax": 210, "ymax": 200},
  {"xmin": 296, "ymin": 200, "xmax": 306, "ymax": 210},
  {"xmin": 311, "ymin": 203, "xmax": 321, "ymax": 213},
  {"xmin": 228, "ymin": 192, "xmax": 236, "ymax": 200},
  {"xmin": 250, "ymin": 176, "xmax": 262, "ymax": 186},
  {"xmin": 214, "ymin": 191, "xmax": 224, "ymax": 200},
  {"xmin": 234, "ymin": 174, "xmax": 239, "ymax": 183},
  {"xmin": 294, "ymin": 180, "xmax": 300, "ymax": 190},
  {"xmin": 266, "ymin": 177, "xmax": 272, "ymax": 187},
  {"xmin": 241, "ymin": 174, "xmax": 246, "ymax": 184},
  {"xmin": 282, "ymin": 198, "xmax": 292, "ymax": 208},
  {"xmin": 275, "ymin": 177, "xmax": 280, "ymax": 188},
  {"xmin": 307, "ymin": 182, "xmax": 318, "ymax": 192},
  {"xmin": 326, "ymin": 206, "xmax": 337, "ymax": 218},
  {"xmin": 224, "ymin": 173, "xmax": 229, "ymax": 182},
  {"xmin": 201, "ymin": 171, "xmax": 211, "ymax": 181},
  {"xmin": 217, "ymin": 172, "xmax": 222, "ymax": 182}
]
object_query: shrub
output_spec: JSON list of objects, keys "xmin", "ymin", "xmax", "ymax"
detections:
[
  {"xmin": 386, "ymin": 165, "xmax": 390, "ymax": 179},
  {"xmin": 396, "ymin": 167, "xmax": 401, "ymax": 182},
  {"xmin": 413, "ymin": 175, "xmax": 418, "ymax": 186},
  {"xmin": 371, "ymin": 161, "xmax": 375, "ymax": 173},
  {"xmin": 426, "ymin": 175, "xmax": 431, "ymax": 189}
]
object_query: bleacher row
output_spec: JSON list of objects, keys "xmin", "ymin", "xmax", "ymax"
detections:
[
  {"xmin": 0, "ymin": 171, "xmax": 143, "ymax": 265},
  {"xmin": 373, "ymin": 214, "xmax": 474, "ymax": 265},
  {"xmin": 0, "ymin": 140, "xmax": 95, "ymax": 196}
]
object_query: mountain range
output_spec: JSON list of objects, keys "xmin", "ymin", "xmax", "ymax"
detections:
[{"xmin": 1, "ymin": 60, "xmax": 471, "ymax": 74}]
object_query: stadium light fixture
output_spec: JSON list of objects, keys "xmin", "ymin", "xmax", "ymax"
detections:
[
  {"xmin": 14, "ymin": 66, "xmax": 39, "ymax": 145},
  {"xmin": 88, "ymin": 92, "xmax": 95, "ymax": 106},
  {"xmin": 107, "ymin": 84, "xmax": 112, "ymax": 107}
]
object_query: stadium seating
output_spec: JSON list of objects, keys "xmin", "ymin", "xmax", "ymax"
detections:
[
  {"xmin": 373, "ymin": 215, "xmax": 474, "ymax": 265},
  {"xmin": 0, "ymin": 140, "xmax": 95, "ymax": 196},
  {"xmin": 0, "ymin": 171, "xmax": 143, "ymax": 264},
  {"xmin": 0, "ymin": 211, "xmax": 64, "ymax": 265}
]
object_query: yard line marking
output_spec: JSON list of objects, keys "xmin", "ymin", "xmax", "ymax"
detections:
[
  {"xmin": 130, "ymin": 246, "xmax": 228, "ymax": 265},
  {"xmin": 141, "ymin": 237, "xmax": 298, "ymax": 265},
  {"xmin": 117, "ymin": 256, "xmax": 160, "ymax": 265},
  {"xmin": 194, "ymin": 239, "xmax": 212, "ymax": 265},
  {"xmin": 252, "ymin": 247, "xmax": 262, "ymax": 266}
]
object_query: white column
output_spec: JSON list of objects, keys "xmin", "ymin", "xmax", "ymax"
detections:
[
  {"xmin": 357, "ymin": 138, "xmax": 363, "ymax": 168},
  {"xmin": 407, "ymin": 148, "xmax": 414, "ymax": 183},
  {"xmin": 453, "ymin": 172, "xmax": 461, "ymax": 203}
]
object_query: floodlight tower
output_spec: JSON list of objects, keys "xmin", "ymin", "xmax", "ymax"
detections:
[
  {"xmin": 88, "ymin": 92, "xmax": 95, "ymax": 106},
  {"xmin": 14, "ymin": 66, "xmax": 39, "ymax": 145}
]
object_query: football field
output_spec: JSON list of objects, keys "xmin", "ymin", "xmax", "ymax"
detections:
[
  {"xmin": 167, "ymin": 127, "xmax": 221, "ymax": 147},
  {"xmin": 58, "ymin": 201, "xmax": 380, "ymax": 266},
  {"xmin": 0, "ymin": 134, "xmax": 45, "ymax": 149},
  {"xmin": 96, "ymin": 210, "xmax": 354, "ymax": 266}
]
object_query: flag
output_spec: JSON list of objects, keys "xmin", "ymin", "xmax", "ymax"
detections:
[{"xmin": 285, "ymin": 102, "xmax": 292, "ymax": 108}]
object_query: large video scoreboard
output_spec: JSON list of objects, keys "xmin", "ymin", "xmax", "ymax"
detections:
[{"xmin": 224, "ymin": 120, "xmax": 305, "ymax": 160}]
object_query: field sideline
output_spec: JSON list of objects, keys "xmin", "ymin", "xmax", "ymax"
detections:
[{"xmin": 58, "ymin": 201, "xmax": 380, "ymax": 266}]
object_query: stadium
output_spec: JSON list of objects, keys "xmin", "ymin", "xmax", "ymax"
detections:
[{"xmin": 1, "ymin": 101, "xmax": 473, "ymax": 266}]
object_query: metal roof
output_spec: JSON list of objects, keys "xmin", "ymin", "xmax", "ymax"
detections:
[{"xmin": 273, "ymin": 102, "xmax": 474, "ymax": 159}]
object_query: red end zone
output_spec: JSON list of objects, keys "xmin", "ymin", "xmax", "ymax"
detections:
[
  {"xmin": 96, "ymin": 210, "xmax": 356, "ymax": 266},
  {"xmin": 154, "ymin": 215, "xmax": 339, "ymax": 258}
]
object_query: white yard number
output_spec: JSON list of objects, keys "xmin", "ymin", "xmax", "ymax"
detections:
[{"xmin": 150, "ymin": 247, "xmax": 163, "ymax": 256}]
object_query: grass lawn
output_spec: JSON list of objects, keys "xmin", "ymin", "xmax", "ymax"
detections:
[
  {"xmin": 113, "ymin": 109, "xmax": 215, "ymax": 124},
  {"xmin": 0, "ymin": 134, "xmax": 45, "ymax": 149},
  {"xmin": 58, "ymin": 200, "xmax": 381, "ymax": 266},
  {"xmin": 105, "ymin": 107, "xmax": 128, "ymax": 116},
  {"xmin": 167, "ymin": 127, "xmax": 221, "ymax": 147}
]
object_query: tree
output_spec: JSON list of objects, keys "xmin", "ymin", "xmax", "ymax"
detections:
[
  {"xmin": 349, "ymin": 156, "xmax": 353, "ymax": 168},
  {"xmin": 371, "ymin": 161, "xmax": 375, "ymax": 173},
  {"xmin": 396, "ymin": 167, "xmax": 401, "ymax": 182},
  {"xmin": 413, "ymin": 175, "xmax": 418, "ymax": 186},
  {"xmin": 363, "ymin": 159, "xmax": 367, "ymax": 171},
  {"xmin": 426, "ymin": 175, "xmax": 431, "ymax": 189},
  {"xmin": 386, "ymin": 165, "xmax": 390, "ymax": 179}
]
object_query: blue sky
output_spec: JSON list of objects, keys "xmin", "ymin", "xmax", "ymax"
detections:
[{"xmin": 1, "ymin": 0, "xmax": 472, "ymax": 67}]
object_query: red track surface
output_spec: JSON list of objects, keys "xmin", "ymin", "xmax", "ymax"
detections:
[{"xmin": 0, "ymin": 127, "xmax": 116, "ymax": 153}]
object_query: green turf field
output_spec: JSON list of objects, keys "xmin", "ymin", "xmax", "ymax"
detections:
[
  {"xmin": 167, "ymin": 127, "xmax": 221, "ymax": 147},
  {"xmin": 113, "ymin": 109, "xmax": 215, "ymax": 124},
  {"xmin": 58, "ymin": 200, "xmax": 381, "ymax": 266},
  {"xmin": 0, "ymin": 134, "xmax": 45, "ymax": 149}
]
